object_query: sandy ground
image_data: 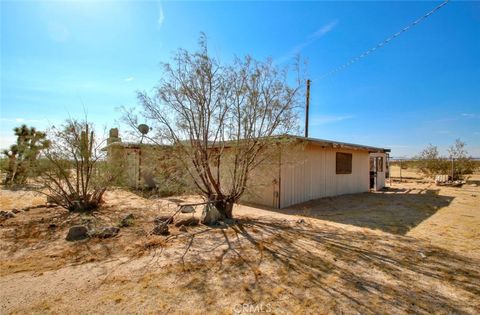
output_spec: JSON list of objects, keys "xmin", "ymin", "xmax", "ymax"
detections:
[{"xmin": 0, "ymin": 174, "xmax": 479, "ymax": 314}]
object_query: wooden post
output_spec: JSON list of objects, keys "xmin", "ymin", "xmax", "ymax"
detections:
[
  {"xmin": 305, "ymin": 79, "xmax": 311, "ymax": 138},
  {"xmin": 400, "ymin": 159, "xmax": 402, "ymax": 183},
  {"xmin": 451, "ymin": 157, "xmax": 454, "ymax": 181}
]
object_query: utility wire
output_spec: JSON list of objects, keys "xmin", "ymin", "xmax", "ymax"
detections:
[{"xmin": 316, "ymin": 0, "xmax": 450, "ymax": 81}]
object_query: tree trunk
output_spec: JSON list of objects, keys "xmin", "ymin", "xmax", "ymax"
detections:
[{"xmin": 214, "ymin": 200, "xmax": 234, "ymax": 219}]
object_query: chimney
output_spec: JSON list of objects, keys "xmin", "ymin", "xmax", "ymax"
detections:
[{"xmin": 108, "ymin": 128, "xmax": 121, "ymax": 144}]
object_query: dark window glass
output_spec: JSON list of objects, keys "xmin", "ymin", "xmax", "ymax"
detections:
[
  {"xmin": 336, "ymin": 152, "xmax": 352, "ymax": 174},
  {"xmin": 377, "ymin": 157, "xmax": 384, "ymax": 172}
]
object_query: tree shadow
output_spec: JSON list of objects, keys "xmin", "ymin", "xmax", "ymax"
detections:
[
  {"xmin": 264, "ymin": 189, "xmax": 454, "ymax": 235},
  {"xmin": 160, "ymin": 217, "xmax": 479, "ymax": 313}
]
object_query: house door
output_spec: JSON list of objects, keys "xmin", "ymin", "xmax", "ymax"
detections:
[{"xmin": 369, "ymin": 157, "xmax": 376, "ymax": 189}]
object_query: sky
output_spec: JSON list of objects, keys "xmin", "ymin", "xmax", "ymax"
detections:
[{"xmin": 1, "ymin": 0, "xmax": 479, "ymax": 157}]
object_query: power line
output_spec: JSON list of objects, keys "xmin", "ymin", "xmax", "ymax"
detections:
[{"xmin": 315, "ymin": 0, "xmax": 450, "ymax": 81}]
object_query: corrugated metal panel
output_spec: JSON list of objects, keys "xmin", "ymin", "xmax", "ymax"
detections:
[{"xmin": 280, "ymin": 144, "xmax": 370, "ymax": 208}]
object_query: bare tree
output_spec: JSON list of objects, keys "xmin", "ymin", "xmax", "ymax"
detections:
[
  {"xmin": 131, "ymin": 35, "xmax": 303, "ymax": 219},
  {"xmin": 38, "ymin": 119, "xmax": 123, "ymax": 212}
]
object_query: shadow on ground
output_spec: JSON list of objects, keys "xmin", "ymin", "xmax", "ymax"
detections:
[
  {"xmin": 126, "ymin": 217, "xmax": 480, "ymax": 314},
  {"xmin": 262, "ymin": 188, "xmax": 454, "ymax": 235}
]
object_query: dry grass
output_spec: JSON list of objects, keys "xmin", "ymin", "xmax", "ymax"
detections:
[{"xmin": 1, "ymin": 176, "xmax": 479, "ymax": 314}]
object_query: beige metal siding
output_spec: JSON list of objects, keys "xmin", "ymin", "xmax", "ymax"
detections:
[
  {"xmin": 279, "ymin": 144, "xmax": 370, "ymax": 208},
  {"xmin": 241, "ymin": 159, "xmax": 279, "ymax": 208}
]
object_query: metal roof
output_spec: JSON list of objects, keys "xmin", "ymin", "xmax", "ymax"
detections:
[{"xmin": 103, "ymin": 135, "xmax": 389, "ymax": 153}]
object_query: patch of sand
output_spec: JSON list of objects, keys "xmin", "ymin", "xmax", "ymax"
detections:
[{"xmin": 0, "ymin": 177, "xmax": 479, "ymax": 314}]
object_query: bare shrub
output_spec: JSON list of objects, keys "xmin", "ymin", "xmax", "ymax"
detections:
[
  {"xmin": 448, "ymin": 139, "xmax": 475, "ymax": 179},
  {"xmin": 38, "ymin": 119, "xmax": 124, "ymax": 212}
]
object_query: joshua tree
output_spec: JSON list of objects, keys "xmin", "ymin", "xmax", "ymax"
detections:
[
  {"xmin": 130, "ymin": 35, "xmax": 302, "ymax": 219},
  {"xmin": 2, "ymin": 125, "xmax": 50, "ymax": 186}
]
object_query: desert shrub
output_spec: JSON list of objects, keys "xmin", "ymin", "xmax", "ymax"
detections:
[
  {"xmin": 448, "ymin": 139, "xmax": 475, "ymax": 179},
  {"xmin": 415, "ymin": 140, "xmax": 475, "ymax": 179},
  {"xmin": 415, "ymin": 144, "xmax": 449, "ymax": 178},
  {"xmin": 38, "ymin": 119, "xmax": 125, "ymax": 212}
]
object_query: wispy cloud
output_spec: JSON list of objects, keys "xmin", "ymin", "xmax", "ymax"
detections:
[
  {"xmin": 461, "ymin": 113, "xmax": 479, "ymax": 118},
  {"xmin": 311, "ymin": 114, "xmax": 353, "ymax": 126},
  {"xmin": 275, "ymin": 20, "xmax": 337, "ymax": 64},
  {"xmin": 309, "ymin": 21, "xmax": 338, "ymax": 40},
  {"xmin": 157, "ymin": 2, "xmax": 165, "ymax": 27},
  {"xmin": 125, "ymin": 76, "xmax": 135, "ymax": 82},
  {"xmin": 0, "ymin": 118, "xmax": 47, "ymax": 124},
  {"xmin": 425, "ymin": 112, "xmax": 480, "ymax": 123}
]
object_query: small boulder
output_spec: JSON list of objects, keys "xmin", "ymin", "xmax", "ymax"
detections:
[
  {"xmin": 0, "ymin": 211, "xmax": 15, "ymax": 221},
  {"xmin": 179, "ymin": 225, "xmax": 188, "ymax": 232},
  {"xmin": 66, "ymin": 225, "xmax": 89, "ymax": 241},
  {"xmin": 154, "ymin": 215, "xmax": 174, "ymax": 225},
  {"xmin": 180, "ymin": 205, "xmax": 195, "ymax": 213},
  {"xmin": 200, "ymin": 205, "xmax": 222, "ymax": 225},
  {"xmin": 96, "ymin": 227, "xmax": 120, "ymax": 239},
  {"xmin": 119, "ymin": 214, "xmax": 135, "ymax": 227},
  {"xmin": 152, "ymin": 224, "xmax": 169, "ymax": 235},
  {"xmin": 11, "ymin": 208, "xmax": 21, "ymax": 214},
  {"xmin": 174, "ymin": 217, "xmax": 199, "ymax": 227}
]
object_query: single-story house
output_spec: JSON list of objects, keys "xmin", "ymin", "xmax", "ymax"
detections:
[{"xmin": 104, "ymin": 129, "xmax": 390, "ymax": 209}]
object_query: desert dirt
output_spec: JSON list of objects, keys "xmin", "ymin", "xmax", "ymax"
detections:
[{"xmin": 0, "ymin": 170, "xmax": 479, "ymax": 314}]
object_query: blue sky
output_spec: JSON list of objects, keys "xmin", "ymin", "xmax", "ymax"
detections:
[{"xmin": 1, "ymin": 0, "xmax": 479, "ymax": 157}]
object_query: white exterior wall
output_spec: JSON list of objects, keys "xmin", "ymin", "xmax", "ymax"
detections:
[
  {"xmin": 279, "ymin": 144, "xmax": 370, "ymax": 208},
  {"xmin": 243, "ymin": 143, "xmax": 371, "ymax": 209}
]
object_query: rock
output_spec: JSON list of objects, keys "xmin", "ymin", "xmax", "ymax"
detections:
[
  {"xmin": 119, "ymin": 214, "xmax": 135, "ymax": 227},
  {"xmin": 152, "ymin": 224, "xmax": 169, "ymax": 235},
  {"xmin": 296, "ymin": 219, "xmax": 306, "ymax": 224},
  {"xmin": 66, "ymin": 225, "xmax": 89, "ymax": 241},
  {"xmin": 154, "ymin": 215, "xmax": 174, "ymax": 225},
  {"xmin": 174, "ymin": 217, "xmax": 199, "ymax": 227},
  {"xmin": 180, "ymin": 205, "xmax": 195, "ymax": 213},
  {"xmin": 200, "ymin": 205, "xmax": 222, "ymax": 225},
  {"xmin": 0, "ymin": 211, "xmax": 15, "ymax": 220},
  {"xmin": 11, "ymin": 208, "xmax": 20, "ymax": 214},
  {"xmin": 179, "ymin": 225, "xmax": 188, "ymax": 232},
  {"xmin": 96, "ymin": 227, "xmax": 120, "ymax": 239}
]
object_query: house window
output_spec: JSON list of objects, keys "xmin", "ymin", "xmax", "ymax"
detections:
[
  {"xmin": 376, "ymin": 157, "xmax": 384, "ymax": 172},
  {"xmin": 336, "ymin": 152, "xmax": 352, "ymax": 174}
]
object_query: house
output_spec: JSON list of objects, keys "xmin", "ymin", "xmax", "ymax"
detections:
[
  {"xmin": 242, "ymin": 136, "xmax": 389, "ymax": 208},
  {"xmin": 104, "ymin": 129, "xmax": 390, "ymax": 209}
]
